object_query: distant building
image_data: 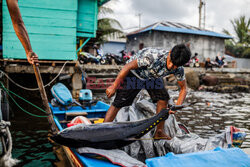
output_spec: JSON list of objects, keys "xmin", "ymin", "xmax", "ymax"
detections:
[
  {"xmin": 126, "ymin": 21, "xmax": 232, "ymax": 61},
  {"xmin": 101, "ymin": 33, "xmax": 126, "ymax": 56}
]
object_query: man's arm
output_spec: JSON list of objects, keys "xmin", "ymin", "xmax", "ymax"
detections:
[
  {"xmin": 176, "ymin": 80, "xmax": 187, "ymax": 105},
  {"xmin": 106, "ymin": 60, "xmax": 138, "ymax": 98},
  {"xmin": 6, "ymin": 0, "xmax": 38, "ymax": 64},
  {"xmin": 169, "ymin": 79, "xmax": 187, "ymax": 114}
]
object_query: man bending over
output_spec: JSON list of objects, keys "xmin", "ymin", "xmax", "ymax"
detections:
[{"xmin": 105, "ymin": 44, "xmax": 191, "ymax": 139}]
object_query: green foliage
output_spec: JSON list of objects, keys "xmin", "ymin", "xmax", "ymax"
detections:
[
  {"xmin": 224, "ymin": 16, "xmax": 250, "ymax": 58},
  {"xmin": 242, "ymin": 47, "xmax": 250, "ymax": 58},
  {"xmin": 225, "ymin": 42, "xmax": 241, "ymax": 58},
  {"xmin": 98, "ymin": 6, "xmax": 114, "ymax": 16},
  {"xmin": 231, "ymin": 16, "xmax": 250, "ymax": 43},
  {"xmin": 94, "ymin": 6, "xmax": 124, "ymax": 44}
]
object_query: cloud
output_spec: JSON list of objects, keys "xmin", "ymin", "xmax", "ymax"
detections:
[
  {"xmin": 205, "ymin": 0, "xmax": 250, "ymax": 33},
  {"xmin": 106, "ymin": 0, "xmax": 250, "ymax": 34}
]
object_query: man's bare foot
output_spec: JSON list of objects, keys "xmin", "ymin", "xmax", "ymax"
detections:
[{"xmin": 154, "ymin": 130, "xmax": 172, "ymax": 140}]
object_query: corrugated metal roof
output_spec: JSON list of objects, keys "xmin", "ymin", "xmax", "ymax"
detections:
[{"xmin": 127, "ymin": 21, "xmax": 232, "ymax": 39}]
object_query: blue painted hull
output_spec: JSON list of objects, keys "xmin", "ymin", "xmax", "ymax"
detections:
[{"xmin": 50, "ymin": 101, "xmax": 120, "ymax": 167}]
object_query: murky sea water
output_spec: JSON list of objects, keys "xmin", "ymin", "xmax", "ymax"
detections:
[
  {"xmin": 173, "ymin": 91, "xmax": 250, "ymax": 148},
  {"xmin": 9, "ymin": 90, "xmax": 250, "ymax": 166}
]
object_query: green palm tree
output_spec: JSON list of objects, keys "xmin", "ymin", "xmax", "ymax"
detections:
[
  {"xmin": 232, "ymin": 16, "xmax": 249, "ymax": 43},
  {"xmin": 95, "ymin": 6, "xmax": 124, "ymax": 44},
  {"xmin": 224, "ymin": 16, "xmax": 249, "ymax": 43},
  {"xmin": 223, "ymin": 16, "xmax": 250, "ymax": 58}
]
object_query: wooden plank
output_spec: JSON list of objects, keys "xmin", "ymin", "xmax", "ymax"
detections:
[
  {"xmin": 77, "ymin": 32, "xmax": 96, "ymax": 38},
  {"xmin": 3, "ymin": 33, "xmax": 76, "ymax": 44},
  {"xmin": 94, "ymin": 1, "xmax": 98, "ymax": 31},
  {"xmin": 4, "ymin": 24, "xmax": 76, "ymax": 36},
  {"xmin": 3, "ymin": 42, "xmax": 75, "ymax": 52},
  {"xmin": 66, "ymin": 112, "xmax": 88, "ymax": 117},
  {"xmin": 3, "ymin": 16, "xmax": 77, "ymax": 28},
  {"xmin": 0, "ymin": 59, "xmax": 77, "ymax": 64},
  {"xmin": 2, "ymin": 7, "xmax": 77, "ymax": 20},
  {"xmin": 4, "ymin": 65, "xmax": 76, "ymax": 74},
  {"xmin": 2, "ymin": 0, "xmax": 77, "ymax": 60},
  {"xmin": 2, "ymin": 0, "xmax": 78, "ymax": 11},
  {"xmin": 77, "ymin": 0, "xmax": 98, "ymax": 36},
  {"xmin": 3, "ymin": 41, "xmax": 75, "ymax": 51},
  {"xmin": 2, "ymin": 50, "xmax": 77, "ymax": 60}
]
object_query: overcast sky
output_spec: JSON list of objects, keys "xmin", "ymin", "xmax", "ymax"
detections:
[{"xmin": 105, "ymin": 0, "xmax": 250, "ymax": 37}]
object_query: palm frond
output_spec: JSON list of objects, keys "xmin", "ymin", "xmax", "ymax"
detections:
[{"xmin": 94, "ymin": 5, "xmax": 124, "ymax": 44}]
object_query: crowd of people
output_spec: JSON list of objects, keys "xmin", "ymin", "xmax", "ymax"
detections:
[
  {"xmin": 205, "ymin": 55, "xmax": 226, "ymax": 70},
  {"xmin": 184, "ymin": 52, "xmax": 228, "ymax": 70}
]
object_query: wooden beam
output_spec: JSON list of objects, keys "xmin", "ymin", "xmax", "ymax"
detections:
[{"xmin": 4, "ymin": 65, "xmax": 75, "ymax": 74}]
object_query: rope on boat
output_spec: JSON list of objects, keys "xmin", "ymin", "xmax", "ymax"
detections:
[
  {"xmin": 0, "ymin": 120, "xmax": 19, "ymax": 166},
  {"xmin": 0, "ymin": 82, "xmax": 48, "ymax": 118},
  {"xmin": 0, "ymin": 60, "xmax": 69, "ymax": 91}
]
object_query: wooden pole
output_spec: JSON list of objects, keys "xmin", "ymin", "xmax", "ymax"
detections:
[
  {"xmin": 198, "ymin": 0, "xmax": 202, "ymax": 29},
  {"xmin": 32, "ymin": 64, "xmax": 56, "ymax": 133}
]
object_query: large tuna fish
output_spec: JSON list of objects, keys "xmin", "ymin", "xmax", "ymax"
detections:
[{"xmin": 51, "ymin": 106, "xmax": 183, "ymax": 149}]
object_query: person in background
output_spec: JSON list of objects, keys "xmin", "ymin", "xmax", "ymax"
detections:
[
  {"xmin": 193, "ymin": 53, "xmax": 199, "ymax": 67},
  {"xmin": 139, "ymin": 43, "xmax": 144, "ymax": 51},
  {"xmin": 220, "ymin": 56, "xmax": 226, "ymax": 67},
  {"xmin": 215, "ymin": 55, "xmax": 225, "ymax": 68},
  {"xmin": 205, "ymin": 57, "xmax": 213, "ymax": 70},
  {"xmin": 6, "ymin": 0, "xmax": 39, "ymax": 65},
  {"xmin": 104, "ymin": 44, "xmax": 191, "ymax": 139},
  {"xmin": 215, "ymin": 56, "xmax": 219, "ymax": 65}
]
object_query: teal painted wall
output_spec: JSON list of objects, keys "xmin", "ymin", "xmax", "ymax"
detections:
[
  {"xmin": 2, "ymin": 0, "xmax": 78, "ymax": 60},
  {"xmin": 2, "ymin": 0, "xmax": 110, "ymax": 60},
  {"xmin": 77, "ymin": 0, "xmax": 98, "ymax": 38}
]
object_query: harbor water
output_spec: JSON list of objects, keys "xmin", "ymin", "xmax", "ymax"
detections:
[{"xmin": 9, "ymin": 89, "xmax": 250, "ymax": 166}]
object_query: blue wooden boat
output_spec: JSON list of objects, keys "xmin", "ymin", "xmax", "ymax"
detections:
[
  {"xmin": 49, "ymin": 83, "xmax": 250, "ymax": 167},
  {"xmin": 49, "ymin": 101, "xmax": 121, "ymax": 167},
  {"xmin": 49, "ymin": 101, "xmax": 250, "ymax": 167}
]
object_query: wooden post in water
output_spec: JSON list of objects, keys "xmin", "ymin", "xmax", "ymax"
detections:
[{"xmin": 32, "ymin": 64, "xmax": 56, "ymax": 133}]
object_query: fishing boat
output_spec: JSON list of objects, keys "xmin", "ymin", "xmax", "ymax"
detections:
[
  {"xmin": 49, "ymin": 83, "xmax": 250, "ymax": 167},
  {"xmin": 50, "ymin": 103, "xmax": 115, "ymax": 167},
  {"xmin": 49, "ymin": 83, "xmax": 175, "ymax": 166}
]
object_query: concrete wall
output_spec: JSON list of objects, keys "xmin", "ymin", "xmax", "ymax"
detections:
[
  {"xmin": 101, "ymin": 41, "xmax": 126, "ymax": 55},
  {"xmin": 126, "ymin": 31, "xmax": 225, "ymax": 62},
  {"xmin": 235, "ymin": 58, "xmax": 250, "ymax": 69}
]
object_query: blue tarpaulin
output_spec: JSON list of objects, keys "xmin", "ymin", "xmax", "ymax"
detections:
[{"xmin": 146, "ymin": 147, "xmax": 250, "ymax": 167}]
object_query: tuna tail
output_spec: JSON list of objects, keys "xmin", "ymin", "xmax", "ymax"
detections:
[
  {"xmin": 127, "ymin": 108, "xmax": 170, "ymax": 139},
  {"xmin": 124, "ymin": 104, "xmax": 186, "ymax": 139}
]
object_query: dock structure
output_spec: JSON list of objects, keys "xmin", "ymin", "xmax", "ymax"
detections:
[
  {"xmin": 0, "ymin": 59, "xmax": 77, "ymax": 74},
  {"xmin": 0, "ymin": 60, "xmax": 122, "ymax": 97},
  {"xmin": 1, "ymin": 58, "xmax": 250, "ymax": 96}
]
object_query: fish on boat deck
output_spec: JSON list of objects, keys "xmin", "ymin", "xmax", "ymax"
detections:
[{"xmin": 51, "ymin": 108, "xmax": 172, "ymax": 149}]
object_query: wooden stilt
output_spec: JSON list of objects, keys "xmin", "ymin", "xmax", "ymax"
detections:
[{"xmin": 32, "ymin": 64, "xmax": 56, "ymax": 133}]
